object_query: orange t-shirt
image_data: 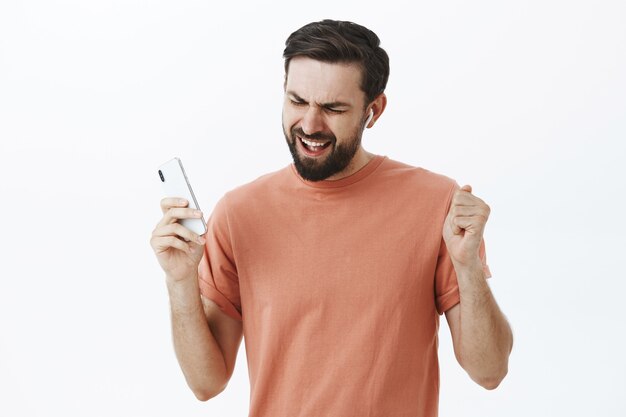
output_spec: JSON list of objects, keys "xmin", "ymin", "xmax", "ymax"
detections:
[{"xmin": 198, "ymin": 154, "xmax": 491, "ymax": 417}]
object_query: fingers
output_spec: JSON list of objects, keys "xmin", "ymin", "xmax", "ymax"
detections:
[
  {"xmin": 451, "ymin": 189, "xmax": 489, "ymax": 212},
  {"xmin": 152, "ymin": 235, "xmax": 193, "ymax": 254},
  {"xmin": 160, "ymin": 197, "xmax": 189, "ymax": 214},
  {"xmin": 449, "ymin": 205, "xmax": 490, "ymax": 219},
  {"xmin": 452, "ymin": 221, "xmax": 462, "ymax": 235},
  {"xmin": 188, "ymin": 239, "xmax": 206, "ymax": 258},
  {"xmin": 153, "ymin": 223, "xmax": 206, "ymax": 245},
  {"xmin": 448, "ymin": 204, "xmax": 490, "ymax": 235},
  {"xmin": 153, "ymin": 197, "xmax": 206, "ymax": 257},
  {"xmin": 156, "ymin": 207, "xmax": 204, "ymax": 229},
  {"xmin": 450, "ymin": 215, "xmax": 485, "ymax": 235},
  {"xmin": 150, "ymin": 228, "xmax": 206, "ymax": 258},
  {"xmin": 446, "ymin": 187, "xmax": 490, "ymax": 236}
]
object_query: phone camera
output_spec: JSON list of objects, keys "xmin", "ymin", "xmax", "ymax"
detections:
[{"xmin": 158, "ymin": 170, "xmax": 165, "ymax": 182}]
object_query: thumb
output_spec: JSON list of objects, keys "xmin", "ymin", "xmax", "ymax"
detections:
[
  {"xmin": 189, "ymin": 239, "xmax": 206, "ymax": 259},
  {"xmin": 460, "ymin": 184, "xmax": 472, "ymax": 193}
]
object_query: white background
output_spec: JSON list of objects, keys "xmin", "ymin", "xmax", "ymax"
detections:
[{"xmin": 1, "ymin": 1, "xmax": 624, "ymax": 416}]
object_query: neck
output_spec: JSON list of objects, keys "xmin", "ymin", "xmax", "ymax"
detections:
[{"xmin": 325, "ymin": 147, "xmax": 375, "ymax": 181}]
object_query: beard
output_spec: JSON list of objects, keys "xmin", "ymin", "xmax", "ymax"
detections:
[{"xmin": 283, "ymin": 124, "xmax": 363, "ymax": 182}]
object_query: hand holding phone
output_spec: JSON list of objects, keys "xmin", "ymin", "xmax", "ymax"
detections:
[
  {"xmin": 157, "ymin": 157, "xmax": 207, "ymax": 236},
  {"xmin": 150, "ymin": 158, "xmax": 207, "ymax": 282}
]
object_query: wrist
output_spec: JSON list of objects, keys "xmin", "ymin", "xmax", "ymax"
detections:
[
  {"xmin": 453, "ymin": 258, "xmax": 490, "ymax": 297},
  {"xmin": 166, "ymin": 274, "xmax": 203, "ymax": 313},
  {"xmin": 166, "ymin": 272, "xmax": 200, "ymax": 296},
  {"xmin": 166, "ymin": 269, "xmax": 198, "ymax": 284},
  {"xmin": 452, "ymin": 258, "xmax": 484, "ymax": 277}
]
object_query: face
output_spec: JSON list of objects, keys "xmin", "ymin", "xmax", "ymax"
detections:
[{"xmin": 282, "ymin": 57, "xmax": 371, "ymax": 181}]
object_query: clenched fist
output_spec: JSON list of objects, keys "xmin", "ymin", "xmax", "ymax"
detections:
[{"xmin": 442, "ymin": 184, "xmax": 490, "ymax": 270}]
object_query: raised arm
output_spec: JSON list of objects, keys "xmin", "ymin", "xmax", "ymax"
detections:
[
  {"xmin": 151, "ymin": 197, "xmax": 243, "ymax": 400},
  {"xmin": 442, "ymin": 185, "xmax": 513, "ymax": 389}
]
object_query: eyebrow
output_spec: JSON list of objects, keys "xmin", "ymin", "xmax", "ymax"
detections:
[{"xmin": 286, "ymin": 91, "xmax": 352, "ymax": 109}]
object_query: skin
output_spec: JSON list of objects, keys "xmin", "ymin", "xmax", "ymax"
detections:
[
  {"xmin": 151, "ymin": 56, "xmax": 512, "ymax": 400},
  {"xmin": 284, "ymin": 57, "xmax": 513, "ymax": 389},
  {"xmin": 443, "ymin": 185, "xmax": 514, "ymax": 389},
  {"xmin": 150, "ymin": 200, "xmax": 243, "ymax": 400},
  {"xmin": 282, "ymin": 57, "xmax": 387, "ymax": 181}
]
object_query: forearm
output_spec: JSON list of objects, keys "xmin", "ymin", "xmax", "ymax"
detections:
[
  {"xmin": 454, "ymin": 261, "xmax": 513, "ymax": 389},
  {"xmin": 167, "ymin": 275, "xmax": 227, "ymax": 400}
]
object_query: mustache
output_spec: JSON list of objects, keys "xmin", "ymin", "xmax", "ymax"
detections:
[{"xmin": 291, "ymin": 127, "xmax": 335, "ymax": 142}]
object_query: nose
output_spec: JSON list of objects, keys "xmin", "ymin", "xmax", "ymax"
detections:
[{"xmin": 300, "ymin": 107, "xmax": 325, "ymax": 136}]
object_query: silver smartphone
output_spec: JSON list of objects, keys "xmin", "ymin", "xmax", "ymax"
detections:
[{"xmin": 158, "ymin": 157, "xmax": 207, "ymax": 236}]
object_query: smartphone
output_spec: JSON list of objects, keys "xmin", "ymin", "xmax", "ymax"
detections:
[{"xmin": 158, "ymin": 157, "xmax": 207, "ymax": 236}]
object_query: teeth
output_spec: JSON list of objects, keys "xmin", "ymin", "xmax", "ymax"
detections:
[{"xmin": 301, "ymin": 137, "xmax": 328, "ymax": 147}]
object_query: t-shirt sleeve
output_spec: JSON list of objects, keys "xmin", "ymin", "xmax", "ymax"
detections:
[
  {"xmin": 435, "ymin": 183, "xmax": 492, "ymax": 315},
  {"xmin": 197, "ymin": 194, "xmax": 243, "ymax": 322}
]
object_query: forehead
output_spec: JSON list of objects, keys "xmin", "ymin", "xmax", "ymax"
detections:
[{"xmin": 285, "ymin": 57, "xmax": 365, "ymax": 105}]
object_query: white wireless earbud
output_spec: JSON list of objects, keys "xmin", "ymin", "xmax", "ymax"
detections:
[{"xmin": 364, "ymin": 110, "xmax": 374, "ymax": 127}]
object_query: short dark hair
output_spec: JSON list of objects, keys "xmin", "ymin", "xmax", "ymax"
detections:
[{"xmin": 283, "ymin": 19, "xmax": 390, "ymax": 104}]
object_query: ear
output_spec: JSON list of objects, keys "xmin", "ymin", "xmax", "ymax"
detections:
[{"xmin": 366, "ymin": 93, "xmax": 387, "ymax": 128}]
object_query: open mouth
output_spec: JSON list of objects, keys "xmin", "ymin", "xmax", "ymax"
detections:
[{"xmin": 298, "ymin": 136, "xmax": 332, "ymax": 157}]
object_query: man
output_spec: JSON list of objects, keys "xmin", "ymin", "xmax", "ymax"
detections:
[{"xmin": 151, "ymin": 19, "xmax": 513, "ymax": 417}]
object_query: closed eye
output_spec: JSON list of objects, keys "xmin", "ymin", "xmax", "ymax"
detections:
[{"xmin": 324, "ymin": 107, "xmax": 345, "ymax": 114}]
